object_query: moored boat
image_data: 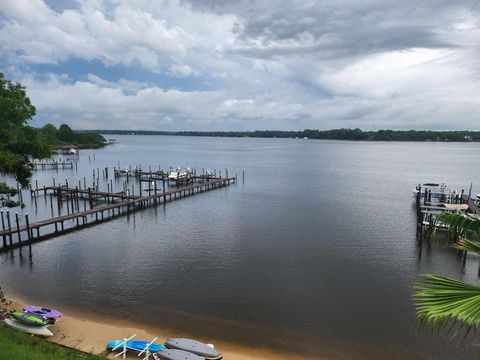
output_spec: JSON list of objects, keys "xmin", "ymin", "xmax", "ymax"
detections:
[
  {"xmin": 168, "ymin": 168, "xmax": 189, "ymax": 181},
  {"xmin": 413, "ymin": 183, "xmax": 460, "ymax": 203}
]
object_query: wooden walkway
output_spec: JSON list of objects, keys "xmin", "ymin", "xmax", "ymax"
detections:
[
  {"xmin": 32, "ymin": 161, "xmax": 74, "ymax": 169},
  {"xmin": 30, "ymin": 185, "xmax": 136, "ymax": 201},
  {"xmin": 0, "ymin": 177, "xmax": 236, "ymax": 251}
]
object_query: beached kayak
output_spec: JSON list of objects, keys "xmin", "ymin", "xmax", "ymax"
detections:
[
  {"xmin": 155, "ymin": 349, "xmax": 204, "ymax": 360},
  {"xmin": 10, "ymin": 311, "xmax": 48, "ymax": 326},
  {"xmin": 107, "ymin": 340, "xmax": 167, "ymax": 353},
  {"xmin": 4, "ymin": 318, "xmax": 53, "ymax": 337},
  {"xmin": 165, "ymin": 338, "xmax": 222, "ymax": 359},
  {"xmin": 23, "ymin": 306, "xmax": 63, "ymax": 320}
]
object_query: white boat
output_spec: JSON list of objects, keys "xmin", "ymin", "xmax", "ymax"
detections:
[
  {"xmin": 412, "ymin": 183, "xmax": 457, "ymax": 201},
  {"xmin": 4, "ymin": 318, "xmax": 53, "ymax": 337},
  {"xmin": 168, "ymin": 168, "xmax": 190, "ymax": 181}
]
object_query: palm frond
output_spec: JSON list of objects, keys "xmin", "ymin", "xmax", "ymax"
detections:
[
  {"xmin": 453, "ymin": 239, "xmax": 480, "ymax": 254},
  {"xmin": 435, "ymin": 212, "xmax": 480, "ymax": 239},
  {"xmin": 414, "ymin": 274, "xmax": 480, "ymax": 332}
]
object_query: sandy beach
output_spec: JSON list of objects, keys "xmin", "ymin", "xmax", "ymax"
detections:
[{"xmin": 5, "ymin": 296, "xmax": 321, "ymax": 360}]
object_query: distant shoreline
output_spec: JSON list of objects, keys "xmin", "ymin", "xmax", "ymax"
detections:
[{"xmin": 81, "ymin": 129, "xmax": 480, "ymax": 142}]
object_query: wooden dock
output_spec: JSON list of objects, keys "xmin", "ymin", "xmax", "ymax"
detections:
[
  {"xmin": 0, "ymin": 177, "xmax": 236, "ymax": 251},
  {"xmin": 32, "ymin": 161, "xmax": 75, "ymax": 169},
  {"xmin": 415, "ymin": 183, "xmax": 480, "ymax": 234}
]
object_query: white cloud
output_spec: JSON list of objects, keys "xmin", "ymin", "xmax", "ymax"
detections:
[
  {"xmin": 2, "ymin": 0, "xmax": 480, "ymax": 130},
  {"xmin": 22, "ymin": 73, "xmax": 314, "ymax": 130},
  {"xmin": 167, "ymin": 64, "xmax": 200, "ymax": 78},
  {"xmin": 0, "ymin": 0, "xmax": 194, "ymax": 71}
]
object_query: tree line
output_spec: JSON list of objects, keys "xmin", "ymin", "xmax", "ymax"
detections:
[
  {"xmin": 37, "ymin": 123, "xmax": 106, "ymax": 149},
  {"xmin": 91, "ymin": 128, "xmax": 480, "ymax": 142}
]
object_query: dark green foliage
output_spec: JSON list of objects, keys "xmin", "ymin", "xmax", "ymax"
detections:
[
  {"xmin": 38, "ymin": 123, "xmax": 59, "ymax": 145},
  {"xmin": 0, "ymin": 73, "xmax": 106, "ymax": 208},
  {"xmin": 0, "ymin": 325, "xmax": 106, "ymax": 360},
  {"xmin": 0, "ymin": 72, "xmax": 51, "ymax": 207},
  {"xmin": 38, "ymin": 123, "xmax": 106, "ymax": 148},
  {"xmin": 0, "ymin": 182, "xmax": 20, "ymax": 208},
  {"xmin": 414, "ymin": 274, "xmax": 480, "ymax": 334},
  {"xmin": 70, "ymin": 131, "xmax": 107, "ymax": 148},
  {"xmin": 0, "ymin": 73, "xmax": 35, "ymax": 127},
  {"xmin": 58, "ymin": 124, "xmax": 75, "ymax": 142},
  {"xmin": 414, "ymin": 213, "xmax": 480, "ymax": 334},
  {"xmin": 89, "ymin": 128, "xmax": 480, "ymax": 142},
  {"xmin": 0, "ymin": 73, "xmax": 50, "ymax": 187}
]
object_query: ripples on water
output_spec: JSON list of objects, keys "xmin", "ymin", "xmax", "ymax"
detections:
[{"xmin": 1, "ymin": 136, "xmax": 480, "ymax": 359}]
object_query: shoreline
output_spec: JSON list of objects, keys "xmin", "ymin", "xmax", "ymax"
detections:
[{"xmin": 6, "ymin": 295, "xmax": 322, "ymax": 360}]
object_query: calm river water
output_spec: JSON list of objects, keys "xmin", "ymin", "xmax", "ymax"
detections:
[{"xmin": 1, "ymin": 135, "xmax": 480, "ymax": 359}]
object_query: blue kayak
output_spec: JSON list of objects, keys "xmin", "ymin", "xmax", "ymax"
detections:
[{"xmin": 107, "ymin": 340, "xmax": 166, "ymax": 353}]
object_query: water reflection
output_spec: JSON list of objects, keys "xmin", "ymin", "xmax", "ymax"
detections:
[{"xmin": 1, "ymin": 137, "xmax": 480, "ymax": 359}]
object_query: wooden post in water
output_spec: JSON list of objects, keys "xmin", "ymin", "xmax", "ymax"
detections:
[
  {"xmin": 6, "ymin": 211, "xmax": 12, "ymax": 247},
  {"xmin": 25, "ymin": 213, "xmax": 31, "ymax": 244},
  {"xmin": 1, "ymin": 211, "xmax": 6, "ymax": 248},
  {"xmin": 57, "ymin": 186, "xmax": 62, "ymax": 215},
  {"xmin": 15, "ymin": 212, "xmax": 21, "ymax": 245},
  {"xmin": 74, "ymin": 186, "xmax": 79, "ymax": 211},
  {"xmin": 88, "ymin": 188, "xmax": 93, "ymax": 208}
]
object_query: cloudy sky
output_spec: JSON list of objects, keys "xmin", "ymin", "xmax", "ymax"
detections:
[{"xmin": 1, "ymin": 0, "xmax": 480, "ymax": 131}]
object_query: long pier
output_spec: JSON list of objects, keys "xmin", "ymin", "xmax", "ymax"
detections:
[{"xmin": 0, "ymin": 177, "xmax": 236, "ymax": 251}]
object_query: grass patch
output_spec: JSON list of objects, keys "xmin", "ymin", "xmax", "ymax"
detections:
[{"xmin": 0, "ymin": 325, "xmax": 106, "ymax": 360}]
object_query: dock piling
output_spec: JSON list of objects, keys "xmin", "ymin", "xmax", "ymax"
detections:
[{"xmin": 1, "ymin": 211, "xmax": 6, "ymax": 248}]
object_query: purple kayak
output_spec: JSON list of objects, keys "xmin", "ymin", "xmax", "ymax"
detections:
[{"xmin": 23, "ymin": 306, "xmax": 63, "ymax": 321}]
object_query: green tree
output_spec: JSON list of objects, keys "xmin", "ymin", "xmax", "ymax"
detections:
[
  {"xmin": 38, "ymin": 123, "xmax": 60, "ymax": 145},
  {"xmin": 0, "ymin": 72, "xmax": 50, "ymax": 207},
  {"xmin": 58, "ymin": 124, "xmax": 74, "ymax": 142},
  {"xmin": 413, "ymin": 212, "xmax": 480, "ymax": 333}
]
